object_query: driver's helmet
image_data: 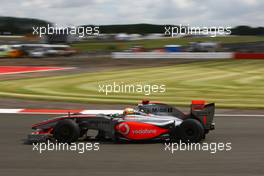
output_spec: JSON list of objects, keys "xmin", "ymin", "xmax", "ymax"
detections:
[{"xmin": 123, "ymin": 108, "xmax": 135, "ymax": 115}]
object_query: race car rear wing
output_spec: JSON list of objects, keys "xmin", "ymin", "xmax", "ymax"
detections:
[{"xmin": 191, "ymin": 100, "xmax": 215, "ymax": 131}]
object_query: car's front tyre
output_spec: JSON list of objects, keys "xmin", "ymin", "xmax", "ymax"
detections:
[{"xmin": 53, "ymin": 119, "xmax": 80, "ymax": 143}]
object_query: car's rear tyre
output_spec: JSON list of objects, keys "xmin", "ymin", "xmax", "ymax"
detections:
[
  {"xmin": 179, "ymin": 119, "xmax": 204, "ymax": 143},
  {"xmin": 53, "ymin": 119, "xmax": 80, "ymax": 143}
]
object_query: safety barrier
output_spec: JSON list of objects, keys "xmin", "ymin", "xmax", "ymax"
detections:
[
  {"xmin": 234, "ymin": 53, "xmax": 264, "ymax": 59},
  {"xmin": 112, "ymin": 52, "xmax": 233, "ymax": 59}
]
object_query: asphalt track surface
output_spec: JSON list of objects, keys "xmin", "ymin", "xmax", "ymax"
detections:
[{"xmin": 0, "ymin": 112, "xmax": 263, "ymax": 176}]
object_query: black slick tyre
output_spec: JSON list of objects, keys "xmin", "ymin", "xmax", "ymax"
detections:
[
  {"xmin": 53, "ymin": 119, "xmax": 80, "ymax": 143},
  {"xmin": 179, "ymin": 119, "xmax": 204, "ymax": 143}
]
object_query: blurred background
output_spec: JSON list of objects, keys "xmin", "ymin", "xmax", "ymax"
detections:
[{"xmin": 0, "ymin": 0, "xmax": 264, "ymax": 108}]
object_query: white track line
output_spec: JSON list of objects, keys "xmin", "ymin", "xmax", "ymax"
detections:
[
  {"xmin": 81, "ymin": 110, "xmax": 123, "ymax": 114},
  {"xmin": 0, "ymin": 109, "xmax": 23, "ymax": 113},
  {"xmin": 215, "ymin": 114, "xmax": 264, "ymax": 117},
  {"xmin": 0, "ymin": 109, "xmax": 264, "ymax": 117}
]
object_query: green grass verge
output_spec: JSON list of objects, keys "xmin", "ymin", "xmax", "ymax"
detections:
[
  {"xmin": 0, "ymin": 60, "xmax": 264, "ymax": 108},
  {"xmin": 72, "ymin": 36, "xmax": 264, "ymax": 52}
]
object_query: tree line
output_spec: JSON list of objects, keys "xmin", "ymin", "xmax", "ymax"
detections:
[{"xmin": 0, "ymin": 16, "xmax": 263, "ymax": 36}]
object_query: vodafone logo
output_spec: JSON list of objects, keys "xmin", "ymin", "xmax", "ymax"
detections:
[
  {"xmin": 132, "ymin": 129, "xmax": 157, "ymax": 134},
  {"xmin": 117, "ymin": 123, "xmax": 130, "ymax": 135},
  {"xmin": 116, "ymin": 122, "xmax": 167, "ymax": 140}
]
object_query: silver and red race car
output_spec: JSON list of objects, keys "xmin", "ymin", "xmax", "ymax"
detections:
[{"xmin": 28, "ymin": 100, "xmax": 215, "ymax": 143}]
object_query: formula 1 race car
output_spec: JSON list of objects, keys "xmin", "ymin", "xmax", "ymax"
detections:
[{"xmin": 28, "ymin": 100, "xmax": 215, "ymax": 143}]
